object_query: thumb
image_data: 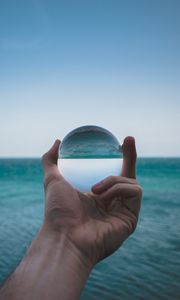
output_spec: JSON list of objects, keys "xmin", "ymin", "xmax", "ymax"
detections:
[
  {"xmin": 121, "ymin": 136, "xmax": 137, "ymax": 179},
  {"xmin": 42, "ymin": 139, "xmax": 60, "ymax": 172}
]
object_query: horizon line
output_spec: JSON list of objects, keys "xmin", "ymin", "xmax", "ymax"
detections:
[{"xmin": 0, "ymin": 156, "xmax": 180, "ymax": 159}]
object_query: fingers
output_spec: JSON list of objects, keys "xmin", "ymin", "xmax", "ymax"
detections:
[
  {"xmin": 96, "ymin": 183, "xmax": 142, "ymax": 202},
  {"xmin": 121, "ymin": 136, "xmax": 137, "ymax": 179},
  {"xmin": 92, "ymin": 175, "xmax": 138, "ymax": 194},
  {"xmin": 42, "ymin": 140, "xmax": 62, "ymax": 189},
  {"xmin": 42, "ymin": 139, "xmax": 60, "ymax": 172},
  {"xmin": 94, "ymin": 182, "xmax": 142, "ymax": 216}
]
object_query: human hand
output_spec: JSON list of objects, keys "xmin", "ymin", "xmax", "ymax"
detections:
[
  {"xmin": 0, "ymin": 137, "xmax": 141, "ymax": 300},
  {"xmin": 42, "ymin": 136, "xmax": 142, "ymax": 268}
]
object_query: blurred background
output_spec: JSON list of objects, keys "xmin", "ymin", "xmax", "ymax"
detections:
[{"xmin": 0, "ymin": 1, "xmax": 180, "ymax": 299}]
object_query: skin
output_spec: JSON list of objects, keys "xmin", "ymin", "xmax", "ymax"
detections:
[{"xmin": 0, "ymin": 136, "xmax": 142, "ymax": 300}]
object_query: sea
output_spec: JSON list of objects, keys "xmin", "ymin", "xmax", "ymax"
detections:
[{"xmin": 0, "ymin": 158, "xmax": 180, "ymax": 300}]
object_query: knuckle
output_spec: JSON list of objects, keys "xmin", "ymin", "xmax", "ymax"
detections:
[
  {"xmin": 43, "ymin": 173, "xmax": 60, "ymax": 190},
  {"xmin": 107, "ymin": 175, "xmax": 117, "ymax": 184},
  {"xmin": 131, "ymin": 219, "xmax": 138, "ymax": 233},
  {"xmin": 123, "ymin": 216, "xmax": 137, "ymax": 236},
  {"xmin": 135, "ymin": 185, "xmax": 143, "ymax": 198},
  {"xmin": 115, "ymin": 183, "xmax": 122, "ymax": 193},
  {"xmin": 127, "ymin": 214, "xmax": 138, "ymax": 234},
  {"xmin": 43, "ymin": 175, "xmax": 54, "ymax": 190},
  {"xmin": 42, "ymin": 152, "xmax": 48, "ymax": 164},
  {"xmin": 43, "ymin": 175, "xmax": 51, "ymax": 190}
]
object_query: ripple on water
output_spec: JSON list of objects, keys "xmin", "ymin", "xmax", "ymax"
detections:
[{"xmin": 1, "ymin": 158, "xmax": 180, "ymax": 299}]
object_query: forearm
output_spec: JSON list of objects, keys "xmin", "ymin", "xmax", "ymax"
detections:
[{"xmin": 0, "ymin": 226, "xmax": 92, "ymax": 300}]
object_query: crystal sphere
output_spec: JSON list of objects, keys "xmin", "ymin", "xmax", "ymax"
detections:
[{"xmin": 58, "ymin": 125, "xmax": 123, "ymax": 192}]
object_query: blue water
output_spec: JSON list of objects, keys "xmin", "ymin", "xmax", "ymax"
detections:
[{"xmin": 0, "ymin": 158, "xmax": 180, "ymax": 299}]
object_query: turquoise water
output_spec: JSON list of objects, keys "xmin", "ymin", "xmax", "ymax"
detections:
[{"xmin": 0, "ymin": 158, "xmax": 180, "ymax": 299}]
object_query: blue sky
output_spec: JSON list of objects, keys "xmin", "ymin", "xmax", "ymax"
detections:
[{"xmin": 0, "ymin": 0, "xmax": 179, "ymax": 157}]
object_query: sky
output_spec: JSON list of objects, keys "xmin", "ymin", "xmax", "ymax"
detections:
[{"xmin": 0, "ymin": 0, "xmax": 180, "ymax": 157}]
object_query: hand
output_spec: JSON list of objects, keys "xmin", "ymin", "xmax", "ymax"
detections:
[{"xmin": 42, "ymin": 136, "xmax": 142, "ymax": 267}]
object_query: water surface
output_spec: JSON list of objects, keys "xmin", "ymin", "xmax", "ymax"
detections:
[{"xmin": 0, "ymin": 158, "xmax": 180, "ymax": 299}]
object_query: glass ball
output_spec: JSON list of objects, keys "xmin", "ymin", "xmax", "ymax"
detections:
[{"xmin": 58, "ymin": 125, "xmax": 123, "ymax": 192}]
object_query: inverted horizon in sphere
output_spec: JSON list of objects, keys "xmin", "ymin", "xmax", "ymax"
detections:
[{"xmin": 59, "ymin": 125, "xmax": 123, "ymax": 159}]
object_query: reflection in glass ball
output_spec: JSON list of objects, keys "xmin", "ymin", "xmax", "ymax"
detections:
[{"xmin": 58, "ymin": 125, "xmax": 123, "ymax": 192}]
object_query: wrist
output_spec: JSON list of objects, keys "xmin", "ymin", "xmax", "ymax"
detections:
[
  {"xmin": 33, "ymin": 224, "xmax": 93, "ymax": 299},
  {"xmin": 3, "ymin": 224, "xmax": 93, "ymax": 300},
  {"xmin": 38, "ymin": 223, "xmax": 94, "ymax": 272}
]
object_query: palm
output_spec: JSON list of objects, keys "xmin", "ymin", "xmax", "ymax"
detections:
[{"xmin": 45, "ymin": 173, "xmax": 140, "ymax": 265}]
